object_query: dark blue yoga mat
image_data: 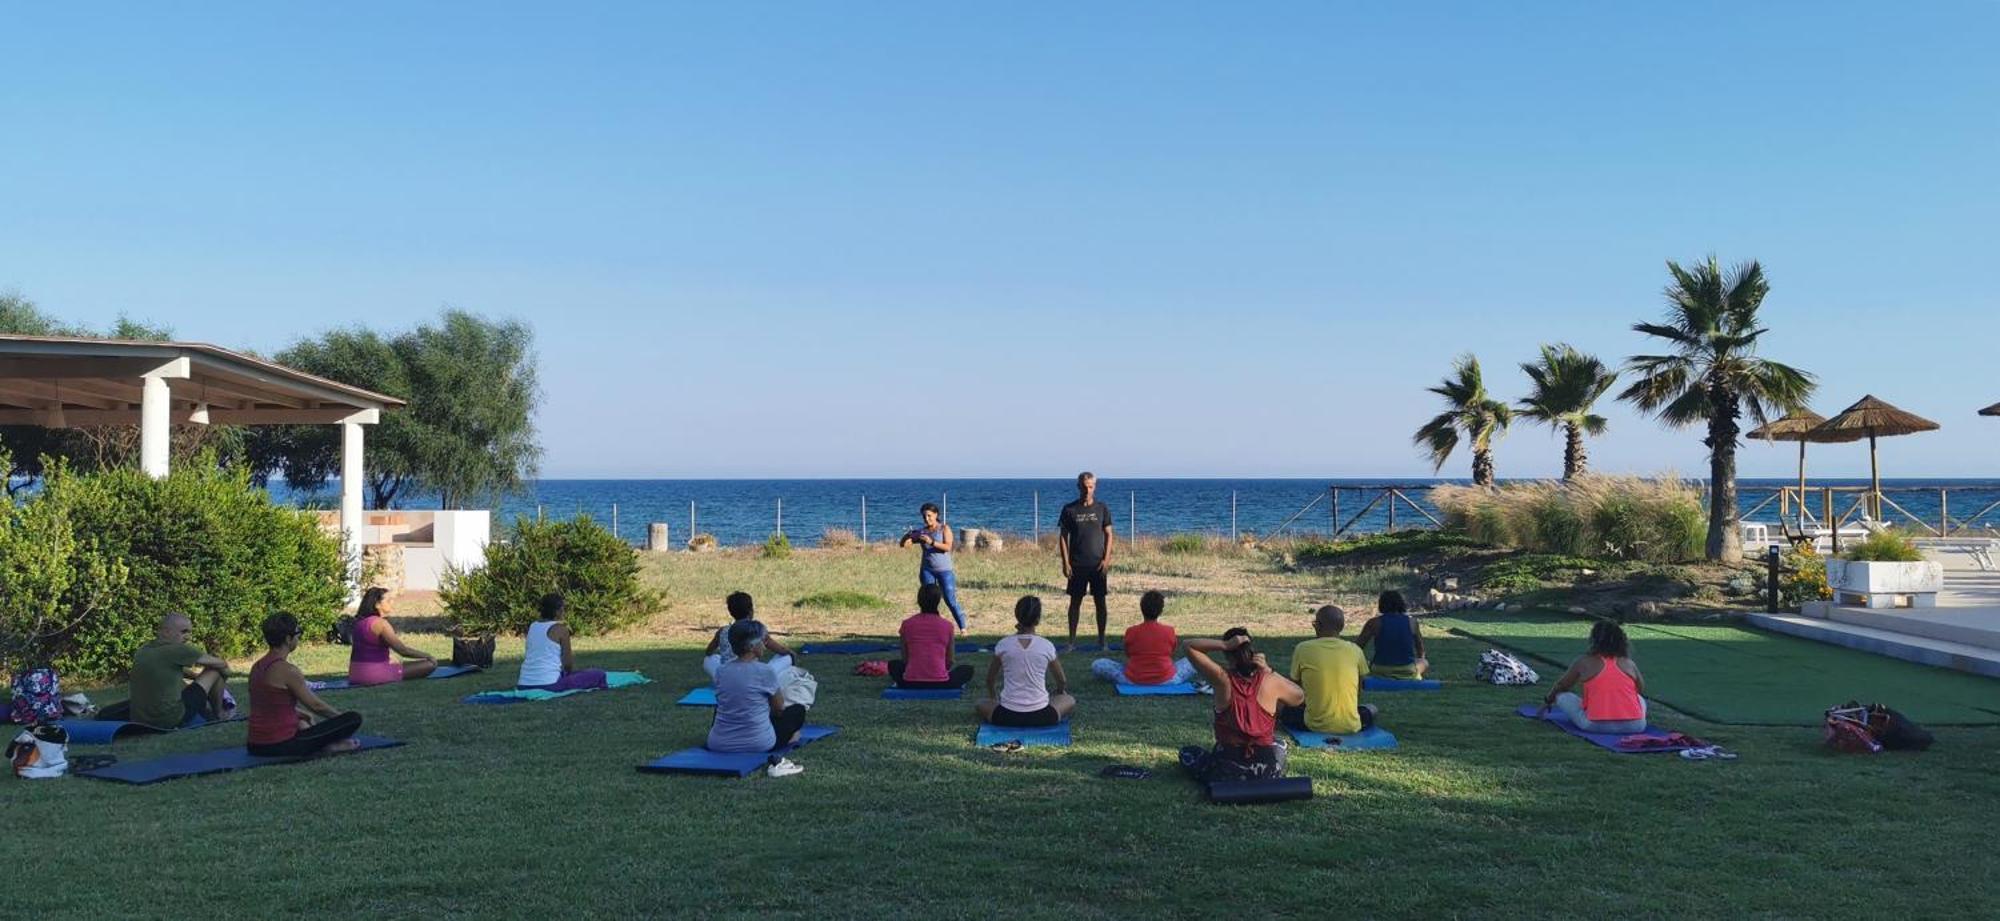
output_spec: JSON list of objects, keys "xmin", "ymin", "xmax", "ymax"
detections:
[
  {"xmin": 799, "ymin": 641, "xmax": 896, "ymax": 655},
  {"xmin": 881, "ymin": 687, "xmax": 962, "ymax": 700},
  {"xmin": 61, "ymin": 714, "xmax": 244, "ymax": 745},
  {"xmin": 637, "ymin": 725, "xmax": 840, "ymax": 777},
  {"xmin": 1115, "ymin": 680, "xmax": 1201, "ymax": 697},
  {"xmin": 677, "ymin": 686, "xmax": 718, "ymax": 706},
  {"xmin": 1287, "ymin": 725, "xmax": 1399, "ymax": 751},
  {"xmin": 76, "ymin": 736, "xmax": 404, "ymax": 785},
  {"xmin": 1513, "ymin": 704, "xmax": 1692, "ymax": 753},
  {"xmin": 1362, "ymin": 677, "xmax": 1441, "ymax": 691},
  {"xmin": 976, "ymin": 720, "xmax": 1071, "ymax": 747},
  {"xmin": 315, "ymin": 664, "xmax": 482, "ymax": 691}
]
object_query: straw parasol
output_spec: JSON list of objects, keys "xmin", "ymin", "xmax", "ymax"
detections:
[
  {"xmin": 1982, "ymin": 402, "xmax": 1999, "ymax": 417},
  {"xmin": 1749, "ymin": 408, "xmax": 1844, "ymax": 530},
  {"xmin": 1811, "ymin": 395, "xmax": 1940, "ymax": 519}
]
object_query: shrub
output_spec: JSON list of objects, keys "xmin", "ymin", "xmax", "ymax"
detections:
[
  {"xmin": 1783, "ymin": 546, "xmax": 1832, "ymax": 606},
  {"xmin": 1843, "ymin": 529, "xmax": 1925, "ymax": 562},
  {"xmin": 1432, "ymin": 476, "xmax": 1706, "ymax": 563},
  {"xmin": 794, "ymin": 590, "xmax": 892, "ymax": 610},
  {"xmin": 441, "ymin": 515, "xmax": 662, "ymax": 637},
  {"xmin": 686, "ymin": 533, "xmax": 718, "ymax": 552},
  {"xmin": 761, "ymin": 533, "xmax": 792, "ymax": 559},
  {"xmin": 2, "ymin": 461, "xmax": 346, "ymax": 681},
  {"xmin": 819, "ymin": 528, "xmax": 859, "ymax": 549},
  {"xmin": 1161, "ymin": 533, "xmax": 1206, "ymax": 555}
]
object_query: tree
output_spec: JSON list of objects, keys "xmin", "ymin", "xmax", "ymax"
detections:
[
  {"xmin": 1414, "ymin": 354, "xmax": 1511, "ymax": 486},
  {"xmin": 1618, "ymin": 257, "xmax": 1815, "ymax": 562},
  {"xmin": 1517, "ymin": 344, "xmax": 1618, "ymax": 480},
  {"xmin": 257, "ymin": 310, "xmax": 540, "ymax": 509}
]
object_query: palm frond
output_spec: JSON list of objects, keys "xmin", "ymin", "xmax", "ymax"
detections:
[{"xmin": 1413, "ymin": 412, "xmax": 1461, "ymax": 471}]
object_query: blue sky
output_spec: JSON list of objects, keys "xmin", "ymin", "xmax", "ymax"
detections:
[{"xmin": 3, "ymin": 3, "xmax": 1996, "ymax": 479}]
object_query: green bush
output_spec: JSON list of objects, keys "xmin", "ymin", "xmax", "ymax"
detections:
[
  {"xmin": 1, "ymin": 461, "xmax": 346, "ymax": 681},
  {"xmin": 1290, "ymin": 530, "xmax": 1481, "ymax": 566},
  {"xmin": 441, "ymin": 515, "xmax": 661, "ymax": 637},
  {"xmin": 1161, "ymin": 533, "xmax": 1206, "ymax": 555},
  {"xmin": 761, "ymin": 533, "xmax": 792, "ymax": 559},
  {"xmin": 1843, "ymin": 530, "xmax": 1925, "ymax": 562}
]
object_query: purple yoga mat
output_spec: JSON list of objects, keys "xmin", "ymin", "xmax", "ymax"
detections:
[{"xmin": 1513, "ymin": 704, "xmax": 1696, "ymax": 753}]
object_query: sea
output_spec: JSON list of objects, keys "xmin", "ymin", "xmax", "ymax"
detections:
[{"xmin": 274, "ymin": 478, "xmax": 2000, "ymax": 548}]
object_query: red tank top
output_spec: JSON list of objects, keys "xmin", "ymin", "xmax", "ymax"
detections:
[
  {"xmin": 1582, "ymin": 655, "xmax": 1644, "ymax": 722},
  {"xmin": 247, "ymin": 652, "xmax": 300, "ymax": 746},
  {"xmin": 1213, "ymin": 670, "xmax": 1276, "ymax": 749}
]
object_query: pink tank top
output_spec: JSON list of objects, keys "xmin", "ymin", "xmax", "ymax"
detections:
[
  {"xmin": 1582, "ymin": 655, "xmax": 1644, "ymax": 722},
  {"xmin": 350, "ymin": 614, "xmax": 391, "ymax": 664}
]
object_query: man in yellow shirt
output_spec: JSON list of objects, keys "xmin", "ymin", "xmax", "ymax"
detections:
[{"xmin": 1281, "ymin": 605, "xmax": 1377, "ymax": 734}]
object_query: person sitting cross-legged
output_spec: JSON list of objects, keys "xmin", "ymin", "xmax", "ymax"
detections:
[
  {"xmin": 246, "ymin": 613, "xmax": 363, "ymax": 758},
  {"xmin": 702, "ymin": 591, "xmax": 794, "ymax": 683},
  {"xmin": 707, "ymin": 619, "xmax": 808, "ymax": 754},
  {"xmin": 1356, "ymin": 590, "xmax": 1428, "ymax": 679},
  {"xmin": 1178, "ymin": 628, "xmax": 1305, "ymax": 782},
  {"xmin": 516, "ymin": 592, "xmax": 609, "ymax": 692},
  {"xmin": 1090, "ymin": 590, "xmax": 1197, "ymax": 686},
  {"xmin": 890, "ymin": 584, "xmax": 975, "ymax": 689},
  {"xmin": 975, "ymin": 596, "xmax": 1076, "ymax": 728},
  {"xmin": 1278, "ymin": 605, "xmax": 1378, "ymax": 736},
  {"xmin": 346, "ymin": 587, "xmax": 438, "ymax": 686},
  {"xmin": 96, "ymin": 611, "xmax": 233, "ymax": 730},
  {"xmin": 1537, "ymin": 621, "xmax": 1649, "ymax": 733}
]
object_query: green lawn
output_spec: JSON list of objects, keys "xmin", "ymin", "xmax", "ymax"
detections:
[{"xmin": 11, "ymin": 546, "xmax": 2000, "ymax": 919}]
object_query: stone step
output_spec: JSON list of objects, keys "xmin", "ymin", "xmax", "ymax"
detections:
[
  {"xmin": 1824, "ymin": 605, "xmax": 2000, "ymax": 651},
  {"xmin": 1747, "ymin": 613, "xmax": 2000, "ymax": 679}
]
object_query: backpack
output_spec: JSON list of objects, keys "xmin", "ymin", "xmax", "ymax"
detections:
[
  {"xmin": 9, "ymin": 668, "xmax": 61, "ymax": 727},
  {"xmin": 329, "ymin": 615, "xmax": 356, "ymax": 646},
  {"xmin": 852, "ymin": 660, "xmax": 889, "ymax": 678},
  {"xmin": 7, "ymin": 724, "xmax": 68, "ymax": 779},
  {"xmin": 1475, "ymin": 649, "xmax": 1539, "ymax": 686},
  {"xmin": 451, "ymin": 634, "xmax": 496, "ymax": 669},
  {"xmin": 1823, "ymin": 704, "xmax": 1883, "ymax": 754},
  {"xmin": 1862, "ymin": 702, "xmax": 1935, "ymax": 751}
]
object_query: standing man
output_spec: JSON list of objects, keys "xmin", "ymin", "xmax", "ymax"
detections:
[{"xmin": 1058, "ymin": 471, "xmax": 1115, "ymax": 651}]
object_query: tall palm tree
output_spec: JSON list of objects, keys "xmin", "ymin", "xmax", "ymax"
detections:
[
  {"xmin": 1414, "ymin": 354, "xmax": 1511, "ymax": 486},
  {"xmin": 1619, "ymin": 257, "xmax": 1815, "ymax": 562},
  {"xmin": 1517, "ymin": 344, "xmax": 1618, "ymax": 480}
]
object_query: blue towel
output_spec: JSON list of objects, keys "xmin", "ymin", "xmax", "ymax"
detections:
[
  {"xmin": 676, "ymin": 686, "xmax": 718, "ymax": 706},
  {"xmin": 1362, "ymin": 677, "xmax": 1441, "ymax": 691},
  {"xmin": 76, "ymin": 736, "xmax": 404, "ymax": 785},
  {"xmin": 463, "ymin": 671, "xmax": 651, "ymax": 705},
  {"xmin": 637, "ymin": 725, "xmax": 840, "ymax": 777},
  {"xmin": 976, "ymin": 721, "xmax": 1071, "ymax": 747},
  {"xmin": 60, "ymin": 714, "xmax": 245, "ymax": 745},
  {"xmin": 315, "ymin": 664, "xmax": 483, "ymax": 691},
  {"xmin": 1287, "ymin": 725, "xmax": 1399, "ymax": 751},
  {"xmin": 1513, "ymin": 704, "xmax": 1693, "ymax": 753},
  {"xmin": 1115, "ymin": 680, "xmax": 1201, "ymax": 697},
  {"xmin": 881, "ymin": 687, "xmax": 963, "ymax": 700}
]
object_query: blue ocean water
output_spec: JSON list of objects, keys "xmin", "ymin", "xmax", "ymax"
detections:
[{"xmin": 281, "ymin": 477, "xmax": 2000, "ymax": 548}]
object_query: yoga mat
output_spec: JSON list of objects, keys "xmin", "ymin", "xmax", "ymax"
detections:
[
  {"xmin": 463, "ymin": 671, "xmax": 650, "ymax": 705},
  {"xmin": 976, "ymin": 721, "xmax": 1071, "ymax": 747},
  {"xmin": 881, "ymin": 687, "xmax": 963, "ymax": 700},
  {"xmin": 953, "ymin": 642, "xmax": 989, "ymax": 654},
  {"xmin": 1362, "ymin": 677, "xmax": 1441, "ymax": 692},
  {"xmin": 1115, "ymin": 680, "xmax": 1201, "ymax": 696},
  {"xmin": 1207, "ymin": 776, "xmax": 1314, "ymax": 804},
  {"xmin": 1513, "ymin": 704, "xmax": 1696, "ymax": 753},
  {"xmin": 637, "ymin": 725, "xmax": 840, "ymax": 778},
  {"xmin": 76, "ymin": 736, "xmax": 404, "ymax": 785},
  {"xmin": 676, "ymin": 686, "xmax": 718, "ymax": 706},
  {"xmin": 800, "ymin": 641, "xmax": 896, "ymax": 655},
  {"xmin": 60, "ymin": 714, "xmax": 244, "ymax": 745},
  {"xmin": 315, "ymin": 664, "xmax": 483, "ymax": 691},
  {"xmin": 1287, "ymin": 725, "xmax": 1400, "ymax": 752}
]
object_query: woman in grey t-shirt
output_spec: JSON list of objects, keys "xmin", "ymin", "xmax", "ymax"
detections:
[
  {"xmin": 900, "ymin": 502, "xmax": 967, "ymax": 635},
  {"xmin": 707, "ymin": 620, "xmax": 806, "ymax": 752}
]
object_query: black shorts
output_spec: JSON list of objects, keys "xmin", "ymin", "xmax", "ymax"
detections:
[
  {"xmin": 1065, "ymin": 567, "xmax": 1108, "ymax": 600},
  {"xmin": 989, "ymin": 704, "xmax": 1060, "ymax": 727},
  {"xmin": 177, "ymin": 682, "xmax": 217, "ymax": 726}
]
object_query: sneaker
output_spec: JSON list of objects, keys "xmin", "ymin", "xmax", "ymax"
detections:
[
  {"xmin": 766, "ymin": 757, "xmax": 804, "ymax": 778},
  {"xmin": 988, "ymin": 740, "xmax": 1024, "ymax": 753},
  {"xmin": 1192, "ymin": 680, "xmax": 1214, "ymax": 696}
]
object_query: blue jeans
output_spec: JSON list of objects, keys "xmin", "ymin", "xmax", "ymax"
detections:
[
  {"xmin": 1554, "ymin": 691, "xmax": 1647, "ymax": 734},
  {"xmin": 920, "ymin": 568, "xmax": 966, "ymax": 629}
]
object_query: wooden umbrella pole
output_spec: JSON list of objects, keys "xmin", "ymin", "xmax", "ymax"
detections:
[
  {"xmin": 1869, "ymin": 431, "xmax": 1881, "ymax": 521},
  {"xmin": 1797, "ymin": 440, "xmax": 1808, "ymax": 532}
]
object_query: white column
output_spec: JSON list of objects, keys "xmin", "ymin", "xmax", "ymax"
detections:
[
  {"xmin": 140, "ymin": 375, "xmax": 171, "ymax": 478},
  {"xmin": 342, "ymin": 419, "xmax": 366, "ymax": 589}
]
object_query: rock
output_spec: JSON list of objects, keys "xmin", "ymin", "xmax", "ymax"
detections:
[
  {"xmin": 1441, "ymin": 577, "xmax": 1460, "ymax": 591},
  {"xmin": 976, "ymin": 531, "xmax": 1004, "ymax": 552},
  {"xmin": 1567, "ymin": 606, "xmax": 1588, "ymax": 615},
  {"xmin": 686, "ymin": 533, "xmax": 718, "ymax": 553},
  {"xmin": 1722, "ymin": 575, "xmax": 1757, "ymax": 596},
  {"xmin": 959, "ymin": 528, "xmax": 981, "ymax": 551},
  {"xmin": 1493, "ymin": 603, "xmax": 1508, "ymax": 612},
  {"xmin": 1636, "ymin": 601, "xmax": 1663, "ymax": 619}
]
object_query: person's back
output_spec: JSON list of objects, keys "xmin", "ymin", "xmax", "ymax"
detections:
[
  {"xmin": 708, "ymin": 658, "xmax": 780, "ymax": 752},
  {"xmin": 1122, "ymin": 619, "xmax": 1178, "ymax": 684},
  {"xmin": 996, "ymin": 633, "xmax": 1056, "ymax": 711},
  {"xmin": 347, "ymin": 612, "xmax": 394, "ymax": 680},
  {"xmin": 898, "ymin": 612, "xmax": 954, "ymax": 683},
  {"xmin": 519, "ymin": 620, "xmax": 563, "ymax": 687},
  {"xmin": 1371, "ymin": 612, "xmax": 1418, "ymax": 666},
  {"xmin": 1290, "ymin": 636, "xmax": 1366, "ymax": 734},
  {"xmin": 246, "ymin": 652, "xmax": 298, "ymax": 748},
  {"xmin": 129, "ymin": 638, "xmax": 201, "ymax": 730},
  {"xmin": 1581, "ymin": 655, "xmax": 1644, "ymax": 722},
  {"xmin": 1213, "ymin": 669, "xmax": 1276, "ymax": 749}
]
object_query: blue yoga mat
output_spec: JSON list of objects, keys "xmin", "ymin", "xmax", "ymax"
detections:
[
  {"xmin": 61, "ymin": 714, "xmax": 244, "ymax": 745},
  {"xmin": 1287, "ymin": 725, "xmax": 1400, "ymax": 751},
  {"xmin": 1363, "ymin": 677, "xmax": 1441, "ymax": 691},
  {"xmin": 463, "ymin": 671, "xmax": 651, "ymax": 705},
  {"xmin": 76, "ymin": 736, "xmax": 404, "ymax": 785},
  {"xmin": 799, "ymin": 641, "xmax": 897, "ymax": 655},
  {"xmin": 1115, "ymin": 680, "xmax": 1201, "ymax": 697},
  {"xmin": 676, "ymin": 686, "xmax": 718, "ymax": 706},
  {"xmin": 976, "ymin": 720, "xmax": 1071, "ymax": 747},
  {"xmin": 953, "ymin": 642, "xmax": 988, "ymax": 654},
  {"xmin": 1513, "ymin": 704, "xmax": 1694, "ymax": 753},
  {"xmin": 315, "ymin": 664, "xmax": 483, "ymax": 691},
  {"xmin": 637, "ymin": 725, "xmax": 840, "ymax": 777},
  {"xmin": 881, "ymin": 687, "xmax": 963, "ymax": 700}
]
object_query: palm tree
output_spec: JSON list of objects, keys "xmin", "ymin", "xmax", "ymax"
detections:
[
  {"xmin": 1414, "ymin": 354, "xmax": 1512, "ymax": 486},
  {"xmin": 1619, "ymin": 257, "xmax": 1815, "ymax": 562},
  {"xmin": 1517, "ymin": 344, "xmax": 1618, "ymax": 480}
]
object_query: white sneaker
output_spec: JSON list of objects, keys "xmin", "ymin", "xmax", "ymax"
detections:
[{"xmin": 766, "ymin": 757, "xmax": 804, "ymax": 778}]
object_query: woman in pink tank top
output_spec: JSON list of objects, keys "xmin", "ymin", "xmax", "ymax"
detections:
[
  {"xmin": 347, "ymin": 588, "xmax": 439, "ymax": 686},
  {"xmin": 1178, "ymin": 628, "xmax": 1305, "ymax": 782},
  {"xmin": 1539, "ymin": 621, "xmax": 1649, "ymax": 733}
]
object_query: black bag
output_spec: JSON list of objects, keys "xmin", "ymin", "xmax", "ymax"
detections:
[
  {"xmin": 451, "ymin": 635, "xmax": 495, "ymax": 669},
  {"xmin": 328, "ymin": 616, "xmax": 355, "ymax": 646},
  {"xmin": 1866, "ymin": 704, "xmax": 1935, "ymax": 751}
]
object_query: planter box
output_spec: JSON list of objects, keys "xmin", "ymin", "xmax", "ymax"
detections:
[{"xmin": 1823, "ymin": 559, "xmax": 1943, "ymax": 609}]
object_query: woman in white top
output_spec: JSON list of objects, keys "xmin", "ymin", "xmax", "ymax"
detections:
[
  {"xmin": 516, "ymin": 593, "xmax": 608, "ymax": 692},
  {"xmin": 976, "ymin": 596, "xmax": 1075, "ymax": 727}
]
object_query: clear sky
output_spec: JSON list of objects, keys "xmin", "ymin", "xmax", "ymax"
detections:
[{"xmin": 3, "ymin": 3, "xmax": 1995, "ymax": 479}]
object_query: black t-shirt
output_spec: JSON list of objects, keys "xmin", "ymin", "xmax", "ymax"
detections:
[{"xmin": 1059, "ymin": 499, "xmax": 1112, "ymax": 568}]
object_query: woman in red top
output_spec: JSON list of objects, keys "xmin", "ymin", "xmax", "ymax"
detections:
[
  {"xmin": 1538, "ymin": 621, "xmax": 1649, "ymax": 733},
  {"xmin": 1178, "ymin": 628, "xmax": 1305, "ymax": 782},
  {"xmin": 247, "ymin": 613, "xmax": 363, "ymax": 758}
]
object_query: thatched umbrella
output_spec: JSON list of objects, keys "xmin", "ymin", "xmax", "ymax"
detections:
[
  {"xmin": 1982, "ymin": 402, "xmax": 2000, "ymax": 417},
  {"xmin": 1812, "ymin": 395, "xmax": 1941, "ymax": 520},
  {"xmin": 1750, "ymin": 408, "xmax": 1847, "ymax": 531}
]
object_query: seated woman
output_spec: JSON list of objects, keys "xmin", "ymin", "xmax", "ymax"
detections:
[
  {"xmin": 891, "ymin": 584, "xmax": 975, "ymax": 689},
  {"xmin": 975, "ymin": 596, "xmax": 1075, "ymax": 727},
  {"xmin": 1179, "ymin": 628, "xmax": 1305, "ymax": 783},
  {"xmin": 707, "ymin": 619, "xmax": 807, "ymax": 756},
  {"xmin": 702, "ymin": 591, "xmax": 795, "ymax": 682},
  {"xmin": 1356, "ymin": 590, "xmax": 1428, "ymax": 679},
  {"xmin": 247, "ymin": 613, "xmax": 363, "ymax": 758},
  {"xmin": 1089, "ymin": 589, "xmax": 1197, "ymax": 686},
  {"xmin": 347, "ymin": 587, "xmax": 438, "ymax": 686},
  {"xmin": 517, "ymin": 592, "xmax": 609, "ymax": 692},
  {"xmin": 1538, "ymin": 621, "xmax": 1649, "ymax": 733}
]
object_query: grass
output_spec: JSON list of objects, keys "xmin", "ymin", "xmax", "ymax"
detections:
[
  {"xmin": 792, "ymin": 590, "xmax": 892, "ymax": 611},
  {"xmin": 11, "ymin": 543, "xmax": 2000, "ymax": 919}
]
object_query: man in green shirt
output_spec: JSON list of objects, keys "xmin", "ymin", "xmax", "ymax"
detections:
[
  {"xmin": 1280, "ymin": 605, "xmax": 1377, "ymax": 735},
  {"xmin": 98, "ymin": 612, "xmax": 232, "ymax": 730}
]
